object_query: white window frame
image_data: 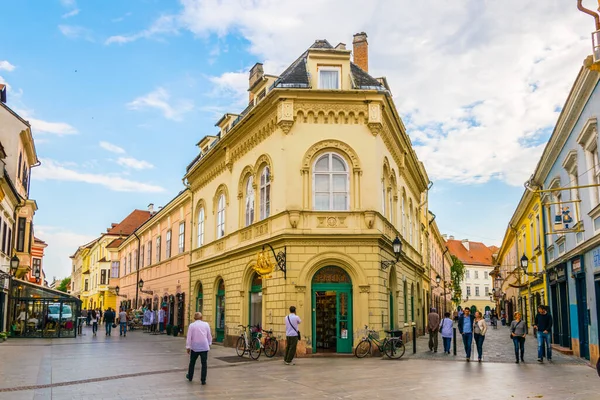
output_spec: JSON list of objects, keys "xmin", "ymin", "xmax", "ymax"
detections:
[
  {"xmin": 197, "ymin": 207, "xmax": 205, "ymax": 247},
  {"xmin": 260, "ymin": 166, "xmax": 271, "ymax": 220},
  {"xmin": 317, "ymin": 66, "xmax": 341, "ymax": 90},
  {"xmin": 381, "ymin": 180, "xmax": 386, "ymax": 216},
  {"xmin": 312, "ymin": 152, "xmax": 350, "ymax": 211},
  {"xmin": 178, "ymin": 222, "xmax": 185, "ymax": 253},
  {"xmin": 245, "ymin": 176, "xmax": 255, "ymax": 227},
  {"xmin": 217, "ymin": 194, "xmax": 226, "ymax": 239}
]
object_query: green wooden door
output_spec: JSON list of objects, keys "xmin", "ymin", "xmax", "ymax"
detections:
[
  {"xmin": 215, "ymin": 283, "xmax": 225, "ymax": 342},
  {"xmin": 336, "ymin": 289, "xmax": 352, "ymax": 353}
]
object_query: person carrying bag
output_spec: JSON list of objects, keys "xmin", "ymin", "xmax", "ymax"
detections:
[{"xmin": 284, "ymin": 306, "xmax": 301, "ymax": 365}]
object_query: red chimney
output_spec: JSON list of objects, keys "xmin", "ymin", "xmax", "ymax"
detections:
[{"xmin": 353, "ymin": 32, "xmax": 368, "ymax": 72}]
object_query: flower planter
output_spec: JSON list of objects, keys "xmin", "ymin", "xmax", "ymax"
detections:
[
  {"xmin": 166, "ymin": 325, "xmax": 172, "ymax": 335},
  {"xmin": 172, "ymin": 326, "xmax": 179, "ymax": 337}
]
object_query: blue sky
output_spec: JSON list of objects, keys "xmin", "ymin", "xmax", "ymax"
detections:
[{"xmin": 0, "ymin": 0, "xmax": 594, "ymax": 279}]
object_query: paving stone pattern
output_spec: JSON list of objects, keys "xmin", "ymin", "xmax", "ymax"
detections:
[{"xmin": 0, "ymin": 324, "xmax": 598, "ymax": 399}]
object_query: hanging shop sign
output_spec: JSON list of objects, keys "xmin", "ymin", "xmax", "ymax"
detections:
[
  {"xmin": 593, "ymin": 246, "xmax": 600, "ymax": 270},
  {"xmin": 253, "ymin": 250, "xmax": 275, "ymax": 277},
  {"xmin": 572, "ymin": 257, "xmax": 583, "ymax": 275}
]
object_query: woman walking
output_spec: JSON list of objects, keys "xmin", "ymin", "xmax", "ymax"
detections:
[
  {"xmin": 440, "ymin": 312, "xmax": 453, "ymax": 354},
  {"xmin": 510, "ymin": 312, "xmax": 527, "ymax": 363},
  {"xmin": 473, "ymin": 311, "xmax": 488, "ymax": 362},
  {"xmin": 90, "ymin": 310, "xmax": 98, "ymax": 337}
]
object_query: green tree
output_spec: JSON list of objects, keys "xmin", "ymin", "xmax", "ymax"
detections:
[
  {"xmin": 57, "ymin": 277, "xmax": 71, "ymax": 293},
  {"xmin": 450, "ymin": 255, "xmax": 466, "ymax": 307}
]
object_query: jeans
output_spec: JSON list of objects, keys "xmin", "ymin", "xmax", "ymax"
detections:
[
  {"xmin": 442, "ymin": 337, "xmax": 451, "ymax": 353},
  {"xmin": 513, "ymin": 336, "xmax": 525, "ymax": 361},
  {"xmin": 285, "ymin": 336, "xmax": 299, "ymax": 363},
  {"xmin": 474, "ymin": 333, "xmax": 485, "ymax": 360},
  {"xmin": 159, "ymin": 322, "xmax": 164, "ymax": 332},
  {"xmin": 428, "ymin": 330, "xmax": 438, "ymax": 351},
  {"xmin": 120, "ymin": 322, "xmax": 127, "ymax": 336},
  {"xmin": 105, "ymin": 322, "xmax": 112, "ymax": 335},
  {"xmin": 92, "ymin": 322, "xmax": 98, "ymax": 334},
  {"xmin": 461, "ymin": 332, "xmax": 473, "ymax": 358},
  {"xmin": 188, "ymin": 350, "xmax": 208, "ymax": 383},
  {"xmin": 537, "ymin": 332, "xmax": 552, "ymax": 360}
]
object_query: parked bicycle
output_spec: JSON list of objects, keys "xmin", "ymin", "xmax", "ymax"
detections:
[
  {"xmin": 236, "ymin": 324, "xmax": 261, "ymax": 360},
  {"xmin": 261, "ymin": 328, "xmax": 279, "ymax": 358},
  {"xmin": 354, "ymin": 325, "xmax": 406, "ymax": 359}
]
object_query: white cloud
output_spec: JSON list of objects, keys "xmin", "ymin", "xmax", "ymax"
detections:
[
  {"xmin": 62, "ymin": 8, "xmax": 80, "ymax": 18},
  {"xmin": 60, "ymin": 0, "xmax": 76, "ymax": 7},
  {"xmin": 34, "ymin": 225, "xmax": 96, "ymax": 280},
  {"xmin": 208, "ymin": 70, "xmax": 249, "ymax": 109},
  {"xmin": 0, "ymin": 61, "xmax": 15, "ymax": 72},
  {"xmin": 105, "ymin": 15, "xmax": 177, "ymax": 45},
  {"xmin": 99, "ymin": 141, "xmax": 126, "ymax": 154},
  {"xmin": 14, "ymin": 109, "xmax": 78, "ymax": 136},
  {"xmin": 111, "ymin": 12, "xmax": 132, "ymax": 23},
  {"xmin": 117, "ymin": 157, "xmax": 154, "ymax": 170},
  {"xmin": 120, "ymin": 0, "xmax": 595, "ymax": 186},
  {"xmin": 126, "ymin": 87, "xmax": 193, "ymax": 121},
  {"xmin": 34, "ymin": 159, "xmax": 165, "ymax": 193},
  {"xmin": 58, "ymin": 25, "xmax": 94, "ymax": 41}
]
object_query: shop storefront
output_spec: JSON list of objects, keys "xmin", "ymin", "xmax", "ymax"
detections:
[
  {"xmin": 571, "ymin": 256, "xmax": 590, "ymax": 360},
  {"xmin": 548, "ymin": 263, "xmax": 571, "ymax": 348},
  {"xmin": 8, "ymin": 279, "xmax": 81, "ymax": 338}
]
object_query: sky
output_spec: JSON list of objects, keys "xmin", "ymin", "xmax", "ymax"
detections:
[{"xmin": 0, "ymin": 0, "xmax": 595, "ymax": 280}]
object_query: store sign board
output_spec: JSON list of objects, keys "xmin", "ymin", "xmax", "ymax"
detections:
[{"xmin": 572, "ymin": 258, "xmax": 582, "ymax": 275}]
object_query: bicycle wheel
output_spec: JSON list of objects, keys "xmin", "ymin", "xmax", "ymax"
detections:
[
  {"xmin": 264, "ymin": 337, "xmax": 278, "ymax": 358},
  {"xmin": 249, "ymin": 337, "xmax": 262, "ymax": 360},
  {"xmin": 235, "ymin": 336, "xmax": 246, "ymax": 357},
  {"xmin": 383, "ymin": 338, "xmax": 406, "ymax": 359},
  {"xmin": 354, "ymin": 339, "xmax": 372, "ymax": 358}
]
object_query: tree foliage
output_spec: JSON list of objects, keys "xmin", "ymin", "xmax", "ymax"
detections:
[
  {"xmin": 450, "ymin": 255, "xmax": 466, "ymax": 307},
  {"xmin": 57, "ymin": 277, "xmax": 71, "ymax": 293}
]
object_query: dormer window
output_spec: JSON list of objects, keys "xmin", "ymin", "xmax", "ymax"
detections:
[{"xmin": 318, "ymin": 66, "xmax": 340, "ymax": 89}]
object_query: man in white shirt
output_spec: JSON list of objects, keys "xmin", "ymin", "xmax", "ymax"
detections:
[
  {"xmin": 284, "ymin": 306, "xmax": 301, "ymax": 365},
  {"xmin": 186, "ymin": 312, "xmax": 212, "ymax": 385}
]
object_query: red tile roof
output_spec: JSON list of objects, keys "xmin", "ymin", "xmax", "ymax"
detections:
[
  {"xmin": 446, "ymin": 239, "xmax": 495, "ymax": 266},
  {"xmin": 106, "ymin": 238, "xmax": 124, "ymax": 249},
  {"xmin": 106, "ymin": 209, "xmax": 151, "ymax": 236},
  {"xmin": 488, "ymin": 245, "xmax": 499, "ymax": 254}
]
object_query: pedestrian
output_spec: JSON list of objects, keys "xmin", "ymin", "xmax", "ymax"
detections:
[
  {"xmin": 491, "ymin": 310, "xmax": 498, "ymax": 329},
  {"xmin": 81, "ymin": 308, "xmax": 88, "ymax": 326},
  {"xmin": 86, "ymin": 309, "xmax": 91, "ymax": 326},
  {"xmin": 90, "ymin": 310, "xmax": 98, "ymax": 336},
  {"xmin": 159, "ymin": 307, "xmax": 166, "ymax": 333},
  {"xmin": 185, "ymin": 312, "xmax": 212, "ymax": 385},
  {"xmin": 427, "ymin": 307, "xmax": 440, "ymax": 352},
  {"xmin": 458, "ymin": 307, "xmax": 475, "ymax": 361},
  {"xmin": 473, "ymin": 311, "xmax": 488, "ymax": 362},
  {"xmin": 119, "ymin": 307, "xmax": 128, "ymax": 337},
  {"xmin": 501, "ymin": 310, "xmax": 506, "ymax": 326},
  {"xmin": 103, "ymin": 307, "xmax": 115, "ymax": 336},
  {"xmin": 510, "ymin": 311, "xmax": 527, "ymax": 363},
  {"xmin": 284, "ymin": 305, "xmax": 301, "ymax": 366},
  {"xmin": 440, "ymin": 312, "xmax": 453, "ymax": 354},
  {"xmin": 533, "ymin": 305, "xmax": 553, "ymax": 363}
]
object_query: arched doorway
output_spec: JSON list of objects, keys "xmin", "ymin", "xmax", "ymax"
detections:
[
  {"xmin": 311, "ymin": 266, "xmax": 353, "ymax": 354},
  {"xmin": 215, "ymin": 279, "xmax": 225, "ymax": 342},
  {"xmin": 196, "ymin": 283, "xmax": 203, "ymax": 313},
  {"xmin": 249, "ymin": 273, "xmax": 262, "ymax": 328},
  {"xmin": 470, "ymin": 305, "xmax": 477, "ymax": 315}
]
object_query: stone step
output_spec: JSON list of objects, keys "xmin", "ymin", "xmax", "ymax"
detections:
[{"xmin": 551, "ymin": 344, "xmax": 573, "ymax": 355}]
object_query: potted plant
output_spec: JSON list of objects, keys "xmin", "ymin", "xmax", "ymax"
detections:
[
  {"xmin": 166, "ymin": 324, "xmax": 172, "ymax": 335},
  {"xmin": 0, "ymin": 332, "xmax": 7, "ymax": 342},
  {"xmin": 172, "ymin": 326, "xmax": 179, "ymax": 337}
]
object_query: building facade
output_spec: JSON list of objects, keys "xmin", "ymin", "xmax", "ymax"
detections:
[
  {"xmin": 493, "ymin": 227, "xmax": 518, "ymax": 324},
  {"xmin": 447, "ymin": 239, "xmax": 495, "ymax": 314},
  {"xmin": 428, "ymin": 216, "xmax": 452, "ymax": 315},
  {"xmin": 185, "ymin": 33, "xmax": 430, "ymax": 354},
  {"xmin": 109, "ymin": 194, "xmax": 192, "ymax": 333},
  {"xmin": 525, "ymin": 58, "xmax": 600, "ymax": 366}
]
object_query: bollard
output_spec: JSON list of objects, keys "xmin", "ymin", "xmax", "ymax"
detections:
[
  {"xmin": 413, "ymin": 325, "xmax": 417, "ymax": 354},
  {"xmin": 453, "ymin": 327, "xmax": 457, "ymax": 356}
]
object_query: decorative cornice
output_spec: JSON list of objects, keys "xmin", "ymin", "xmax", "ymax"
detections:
[{"xmin": 301, "ymin": 139, "xmax": 361, "ymax": 173}]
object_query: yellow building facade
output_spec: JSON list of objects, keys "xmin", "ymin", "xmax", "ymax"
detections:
[
  {"xmin": 496, "ymin": 189, "xmax": 547, "ymax": 328},
  {"xmin": 185, "ymin": 34, "xmax": 430, "ymax": 354}
]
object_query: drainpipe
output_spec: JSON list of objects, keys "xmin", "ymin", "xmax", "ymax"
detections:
[
  {"xmin": 182, "ymin": 177, "xmax": 193, "ymax": 330},
  {"xmin": 133, "ymin": 231, "xmax": 141, "ymax": 309}
]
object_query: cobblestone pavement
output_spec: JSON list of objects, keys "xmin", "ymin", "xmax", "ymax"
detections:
[
  {"xmin": 405, "ymin": 322, "xmax": 589, "ymax": 365},
  {"xmin": 0, "ymin": 324, "xmax": 598, "ymax": 399}
]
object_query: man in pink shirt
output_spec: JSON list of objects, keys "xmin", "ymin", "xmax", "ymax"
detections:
[{"xmin": 186, "ymin": 312, "xmax": 212, "ymax": 385}]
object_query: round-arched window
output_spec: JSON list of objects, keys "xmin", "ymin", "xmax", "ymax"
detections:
[{"xmin": 313, "ymin": 153, "xmax": 349, "ymax": 211}]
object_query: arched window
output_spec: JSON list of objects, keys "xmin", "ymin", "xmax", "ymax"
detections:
[
  {"xmin": 313, "ymin": 153, "xmax": 349, "ymax": 211},
  {"xmin": 402, "ymin": 195, "xmax": 407, "ymax": 238},
  {"xmin": 408, "ymin": 203, "xmax": 413, "ymax": 245},
  {"xmin": 197, "ymin": 207, "xmax": 205, "ymax": 247},
  {"xmin": 382, "ymin": 180, "xmax": 386, "ymax": 216},
  {"xmin": 245, "ymin": 176, "xmax": 254, "ymax": 227},
  {"xmin": 217, "ymin": 194, "xmax": 226, "ymax": 239},
  {"xmin": 260, "ymin": 166, "xmax": 271, "ymax": 220},
  {"xmin": 389, "ymin": 190, "xmax": 394, "ymax": 223}
]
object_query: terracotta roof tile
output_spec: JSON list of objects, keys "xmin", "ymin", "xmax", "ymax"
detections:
[
  {"xmin": 106, "ymin": 238, "xmax": 124, "ymax": 249},
  {"xmin": 106, "ymin": 209, "xmax": 151, "ymax": 236},
  {"xmin": 446, "ymin": 239, "xmax": 495, "ymax": 266}
]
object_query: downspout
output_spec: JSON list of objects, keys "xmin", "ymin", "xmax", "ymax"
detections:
[
  {"xmin": 133, "ymin": 231, "xmax": 141, "ymax": 309},
  {"xmin": 182, "ymin": 177, "xmax": 193, "ymax": 332},
  {"xmin": 577, "ymin": 0, "xmax": 600, "ymax": 31}
]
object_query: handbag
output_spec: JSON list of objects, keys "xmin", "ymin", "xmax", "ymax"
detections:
[
  {"xmin": 112, "ymin": 323, "xmax": 117, "ymax": 328},
  {"xmin": 287, "ymin": 315, "xmax": 301, "ymax": 340}
]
